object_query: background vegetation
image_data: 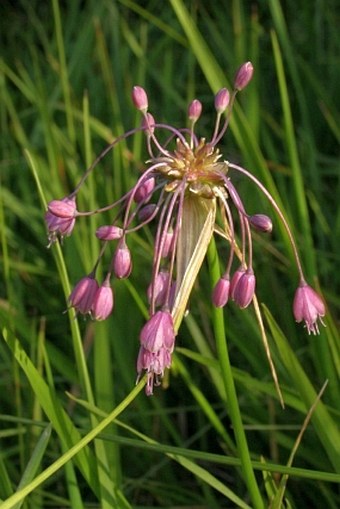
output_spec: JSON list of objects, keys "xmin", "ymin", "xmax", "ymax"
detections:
[{"xmin": 0, "ymin": 0, "xmax": 339, "ymax": 507}]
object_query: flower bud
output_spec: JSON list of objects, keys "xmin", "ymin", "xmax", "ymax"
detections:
[
  {"xmin": 138, "ymin": 204, "xmax": 157, "ymax": 222},
  {"xmin": 234, "ymin": 61, "xmax": 254, "ymax": 91},
  {"xmin": 248, "ymin": 214, "xmax": 273, "ymax": 233},
  {"xmin": 233, "ymin": 268, "xmax": 256, "ymax": 309},
  {"xmin": 131, "ymin": 85, "xmax": 148, "ymax": 112},
  {"xmin": 134, "ymin": 177, "xmax": 155, "ymax": 203},
  {"xmin": 92, "ymin": 278, "xmax": 114, "ymax": 320},
  {"xmin": 147, "ymin": 270, "xmax": 170, "ymax": 307},
  {"xmin": 188, "ymin": 99, "xmax": 202, "ymax": 122},
  {"xmin": 230, "ymin": 266, "xmax": 246, "ymax": 300},
  {"xmin": 214, "ymin": 88, "xmax": 230, "ymax": 113},
  {"xmin": 96, "ymin": 225, "xmax": 123, "ymax": 241},
  {"xmin": 212, "ymin": 276, "xmax": 230, "ymax": 307},
  {"xmin": 113, "ymin": 237, "xmax": 132, "ymax": 279}
]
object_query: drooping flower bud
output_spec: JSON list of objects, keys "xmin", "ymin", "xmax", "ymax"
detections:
[
  {"xmin": 234, "ymin": 61, "xmax": 254, "ymax": 91},
  {"xmin": 188, "ymin": 99, "xmax": 202, "ymax": 122},
  {"xmin": 138, "ymin": 204, "xmax": 157, "ymax": 223},
  {"xmin": 214, "ymin": 88, "xmax": 230, "ymax": 114},
  {"xmin": 233, "ymin": 268, "xmax": 256, "ymax": 309},
  {"xmin": 161, "ymin": 229, "xmax": 174, "ymax": 258},
  {"xmin": 212, "ymin": 275, "xmax": 230, "ymax": 307},
  {"xmin": 92, "ymin": 278, "xmax": 114, "ymax": 320},
  {"xmin": 134, "ymin": 176, "xmax": 155, "ymax": 203},
  {"xmin": 69, "ymin": 275, "xmax": 99, "ymax": 315},
  {"xmin": 293, "ymin": 282, "xmax": 326, "ymax": 335},
  {"xmin": 131, "ymin": 85, "xmax": 148, "ymax": 112},
  {"xmin": 248, "ymin": 214, "xmax": 273, "ymax": 233},
  {"xmin": 230, "ymin": 266, "xmax": 246, "ymax": 300},
  {"xmin": 96, "ymin": 225, "xmax": 123, "ymax": 241},
  {"xmin": 113, "ymin": 237, "xmax": 132, "ymax": 279}
]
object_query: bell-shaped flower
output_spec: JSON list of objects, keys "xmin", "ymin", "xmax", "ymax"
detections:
[
  {"xmin": 293, "ymin": 282, "xmax": 325, "ymax": 335},
  {"xmin": 68, "ymin": 275, "xmax": 99, "ymax": 315}
]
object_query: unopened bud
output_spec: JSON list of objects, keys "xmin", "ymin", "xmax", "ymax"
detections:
[
  {"xmin": 188, "ymin": 99, "xmax": 202, "ymax": 122},
  {"xmin": 132, "ymin": 86, "xmax": 148, "ymax": 112},
  {"xmin": 249, "ymin": 214, "xmax": 273, "ymax": 233},
  {"xmin": 96, "ymin": 225, "xmax": 123, "ymax": 241},
  {"xmin": 214, "ymin": 88, "xmax": 230, "ymax": 113},
  {"xmin": 234, "ymin": 62, "xmax": 254, "ymax": 91},
  {"xmin": 142, "ymin": 112, "xmax": 155, "ymax": 135}
]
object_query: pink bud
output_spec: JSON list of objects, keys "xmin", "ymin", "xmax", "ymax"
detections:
[
  {"xmin": 134, "ymin": 177, "xmax": 155, "ymax": 203},
  {"xmin": 96, "ymin": 225, "xmax": 123, "ymax": 241},
  {"xmin": 230, "ymin": 266, "xmax": 246, "ymax": 300},
  {"xmin": 233, "ymin": 268, "xmax": 256, "ymax": 309},
  {"xmin": 132, "ymin": 86, "xmax": 148, "ymax": 112},
  {"xmin": 69, "ymin": 275, "xmax": 99, "ymax": 315},
  {"xmin": 113, "ymin": 238, "xmax": 132, "ymax": 279},
  {"xmin": 214, "ymin": 88, "xmax": 230, "ymax": 113},
  {"xmin": 248, "ymin": 214, "xmax": 273, "ymax": 233},
  {"xmin": 138, "ymin": 204, "xmax": 157, "ymax": 222},
  {"xmin": 212, "ymin": 276, "xmax": 230, "ymax": 307},
  {"xmin": 188, "ymin": 99, "xmax": 202, "ymax": 122},
  {"xmin": 234, "ymin": 62, "xmax": 254, "ymax": 91},
  {"xmin": 92, "ymin": 279, "xmax": 114, "ymax": 320}
]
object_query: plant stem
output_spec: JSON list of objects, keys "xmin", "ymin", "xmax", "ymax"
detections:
[{"xmin": 207, "ymin": 239, "xmax": 264, "ymax": 509}]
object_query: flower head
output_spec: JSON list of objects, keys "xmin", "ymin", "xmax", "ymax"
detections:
[{"xmin": 45, "ymin": 61, "xmax": 326, "ymax": 394}]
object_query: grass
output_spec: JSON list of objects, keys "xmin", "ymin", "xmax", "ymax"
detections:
[{"xmin": 1, "ymin": 0, "xmax": 340, "ymax": 507}]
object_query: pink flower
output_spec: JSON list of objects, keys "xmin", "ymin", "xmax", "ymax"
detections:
[
  {"xmin": 138, "ymin": 310, "xmax": 175, "ymax": 395},
  {"xmin": 293, "ymin": 282, "xmax": 326, "ymax": 334},
  {"xmin": 92, "ymin": 279, "xmax": 114, "ymax": 320},
  {"xmin": 45, "ymin": 196, "xmax": 76, "ymax": 244},
  {"xmin": 140, "ymin": 310, "xmax": 175, "ymax": 353},
  {"xmin": 188, "ymin": 99, "xmax": 202, "ymax": 122},
  {"xmin": 69, "ymin": 275, "xmax": 99, "ymax": 315}
]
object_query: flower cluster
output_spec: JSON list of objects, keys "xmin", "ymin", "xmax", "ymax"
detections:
[{"xmin": 45, "ymin": 62, "xmax": 325, "ymax": 395}]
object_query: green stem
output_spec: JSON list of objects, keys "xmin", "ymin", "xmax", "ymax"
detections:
[{"xmin": 207, "ymin": 239, "xmax": 264, "ymax": 509}]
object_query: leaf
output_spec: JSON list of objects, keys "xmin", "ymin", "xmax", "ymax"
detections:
[{"xmin": 172, "ymin": 194, "xmax": 216, "ymax": 330}]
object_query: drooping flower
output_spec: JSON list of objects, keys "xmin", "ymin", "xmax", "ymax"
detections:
[
  {"xmin": 68, "ymin": 275, "xmax": 99, "ymax": 315},
  {"xmin": 293, "ymin": 282, "xmax": 326, "ymax": 335},
  {"xmin": 45, "ymin": 61, "xmax": 326, "ymax": 394}
]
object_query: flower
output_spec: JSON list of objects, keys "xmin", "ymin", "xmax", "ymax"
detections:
[
  {"xmin": 46, "ymin": 61, "xmax": 326, "ymax": 394},
  {"xmin": 69, "ymin": 275, "xmax": 99, "ymax": 315},
  {"xmin": 293, "ymin": 282, "xmax": 326, "ymax": 335},
  {"xmin": 45, "ymin": 196, "xmax": 76, "ymax": 245},
  {"xmin": 137, "ymin": 310, "xmax": 175, "ymax": 394}
]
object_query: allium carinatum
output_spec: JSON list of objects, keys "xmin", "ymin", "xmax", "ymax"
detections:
[{"xmin": 45, "ymin": 61, "xmax": 326, "ymax": 395}]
